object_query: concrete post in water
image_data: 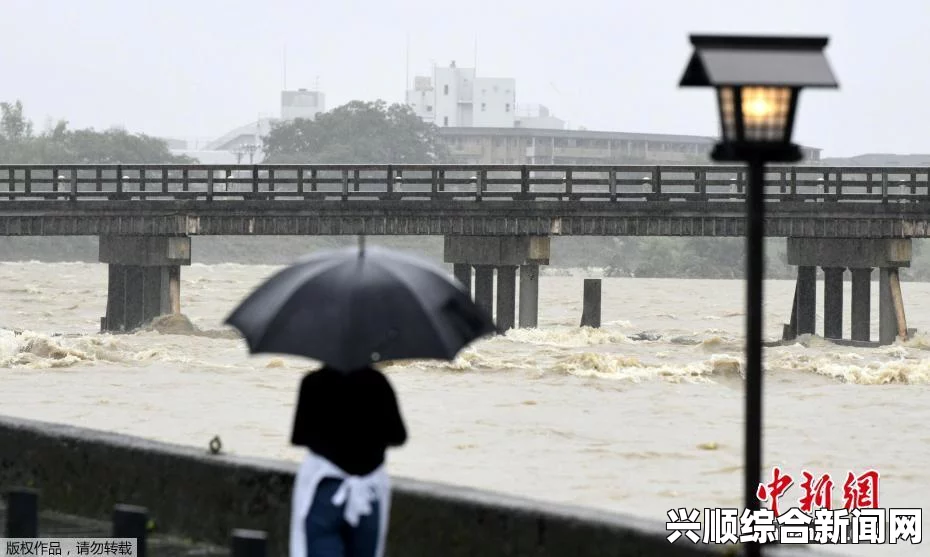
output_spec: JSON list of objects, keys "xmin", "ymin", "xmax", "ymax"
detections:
[
  {"xmin": 99, "ymin": 236, "xmax": 191, "ymax": 332},
  {"xmin": 879, "ymin": 268, "xmax": 896, "ymax": 345},
  {"xmin": 231, "ymin": 529, "xmax": 267, "ymax": 557},
  {"xmin": 850, "ymin": 268, "xmax": 872, "ymax": 342},
  {"xmin": 168, "ymin": 265, "xmax": 181, "ymax": 315},
  {"xmin": 496, "ymin": 265, "xmax": 517, "ymax": 332},
  {"xmin": 518, "ymin": 264, "xmax": 539, "ymax": 328},
  {"xmin": 5, "ymin": 487, "xmax": 38, "ymax": 537},
  {"xmin": 580, "ymin": 279, "xmax": 601, "ymax": 328},
  {"xmin": 112, "ymin": 504, "xmax": 148, "ymax": 557},
  {"xmin": 783, "ymin": 283, "xmax": 799, "ymax": 341},
  {"xmin": 473, "ymin": 265, "xmax": 494, "ymax": 321},
  {"xmin": 889, "ymin": 268, "xmax": 909, "ymax": 341},
  {"xmin": 453, "ymin": 263, "xmax": 472, "ymax": 296},
  {"xmin": 823, "ymin": 267, "xmax": 844, "ymax": 340},
  {"xmin": 796, "ymin": 266, "xmax": 817, "ymax": 336}
]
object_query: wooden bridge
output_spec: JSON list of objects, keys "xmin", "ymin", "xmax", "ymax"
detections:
[{"xmin": 1, "ymin": 163, "xmax": 930, "ymax": 238}]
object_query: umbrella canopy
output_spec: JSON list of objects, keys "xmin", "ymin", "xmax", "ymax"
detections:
[{"xmin": 225, "ymin": 244, "xmax": 496, "ymax": 371}]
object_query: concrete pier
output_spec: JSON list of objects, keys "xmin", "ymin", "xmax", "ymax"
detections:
[
  {"xmin": 823, "ymin": 267, "xmax": 844, "ymax": 340},
  {"xmin": 444, "ymin": 236, "xmax": 549, "ymax": 331},
  {"xmin": 98, "ymin": 236, "xmax": 191, "ymax": 333},
  {"xmin": 473, "ymin": 265, "xmax": 494, "ymax": 320},
  {"xmin": 495, "ymin": 266, "xmax": 517, "ymax": 332},
  {"xmin": 786, "ymin": 238, "xmax": 911, "ymax": 345},
  {"xmin": 879, "ymin": 268, "xmax": 895, "ymax": 345},
  {"xmin": 518, "ymin": 264, "xmax": 539, "ymax": 328},
  {"xmin": 889, "ymin": 269, "xmax": 909, "ymax": 340},
  {"xmin": 453, "ymin": 263, "xmax": 472, "ymax": 295},
  {"xmin": 796, "ymin": 266, "xmax": 817, "ymax": 336},
  {"xmin": 878, "ymin": 268, "xmax": 909, "ymax": 345},
  {"xmin": 580, "ymin": 279, "xmax": 602, "ymax": 328},
  {"xmin": 851, "ymin": 268, "xmax": 872, "ymax": 342}
]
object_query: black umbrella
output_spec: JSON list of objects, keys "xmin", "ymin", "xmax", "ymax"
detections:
[{"xmin": 225, "ymin": 241, "xmax": 496, "ymax": 371}]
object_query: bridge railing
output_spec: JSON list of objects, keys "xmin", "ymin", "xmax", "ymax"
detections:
[{"xmin": 0, "ymin": 164, "xmax": 928, "ymax": 203}]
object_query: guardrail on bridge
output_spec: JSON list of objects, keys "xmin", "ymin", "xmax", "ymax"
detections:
[{"xmin": 1, "ymin": 164, "xmax": 928, "ymax": 203}]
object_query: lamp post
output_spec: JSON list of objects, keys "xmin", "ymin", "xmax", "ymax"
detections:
[{"xmin": 679, "ymin": 35, "xmax": 837, "ymax": 556}]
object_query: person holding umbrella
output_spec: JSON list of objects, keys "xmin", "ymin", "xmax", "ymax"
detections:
[
  {"xmin": 286, "ymin": 363, "xmax": 406, "ymax": 556},
  {"xmin": 226, "ymin": 239, "xmax": 495, "ymax": 557}
]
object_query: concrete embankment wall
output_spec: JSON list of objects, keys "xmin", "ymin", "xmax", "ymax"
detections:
[{"xmin": 0, "ymin": 415, "xmax": 825, "ymax": 557}]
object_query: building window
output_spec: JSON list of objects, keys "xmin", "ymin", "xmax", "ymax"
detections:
[
  {"xmin": 443, "ymin": 116, "xmax": 448, "ymax": 126},
  {"xmin": 426, "ymin": 105, "xmax": 433, "ymax": 112},
  {"xmin": 481, "ymin": 103, "xmax": 486, "ymax": 112},
  {"xmin": 443, "ymin": 85, "xmax": 449, "ymax": 95},
  {"xmin": 505, "ymin": 103, "xmax": 510, "ymax": 112}
]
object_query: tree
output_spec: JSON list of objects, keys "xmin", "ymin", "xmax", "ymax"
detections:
[
  {"xmin": 0, "ymin": 100, "xmax": 195, "ymax": 164},
  {"xmin": 262, "ymin": 100, "xmax": 448, "ymax": 163},
  {"xmin": 1, "ymin": 101, "xmax": 33, "ymax": 140}
]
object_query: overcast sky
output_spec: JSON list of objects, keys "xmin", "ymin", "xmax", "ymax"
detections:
[{"xmin": 3, "ymin": 0, "xmax": 927, "ymax": 157}]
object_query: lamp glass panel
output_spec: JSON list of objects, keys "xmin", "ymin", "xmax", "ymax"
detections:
[
  {"xmin": 739, "ymin": 86, "xmax": 792, "ymax": 143},
  {"xmin": 717, "ymin": 87, "xmax": 737, "ymax": 142}
]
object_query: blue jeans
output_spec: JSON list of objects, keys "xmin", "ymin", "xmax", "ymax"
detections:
[{"xmin": 304, "ymin": 477, "xmax": 381, "ymax": 557}]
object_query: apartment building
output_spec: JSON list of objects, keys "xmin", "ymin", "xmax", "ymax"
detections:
[
  {"xmin": 406, "ymin": 61, "xmax": 516, "ymax": 128},
  {"xmin": 439, "ymin": 127, "xmax": 822, "ymax": 165}
]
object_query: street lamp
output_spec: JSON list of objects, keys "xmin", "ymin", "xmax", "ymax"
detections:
[{"xmin": 679, "ymin": 35, "xmax": 837, "ymax": 556}]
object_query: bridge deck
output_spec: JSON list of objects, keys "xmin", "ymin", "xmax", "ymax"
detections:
[{"xmin": 2, "ymin": 164, "xmax": 929, "ymax": 237}]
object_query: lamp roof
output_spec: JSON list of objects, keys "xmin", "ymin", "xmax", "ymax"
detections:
[{"xmin": 679, "ymin": 34, "xmax": 838, "ymax": 88}]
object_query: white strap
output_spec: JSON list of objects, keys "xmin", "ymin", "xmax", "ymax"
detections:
[{"xmin": 331, "ymin": 476, "xmax": 378, "ymax": 526}]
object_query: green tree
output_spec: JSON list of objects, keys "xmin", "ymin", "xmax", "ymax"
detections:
[
  {"xmin": 1, "ymin": 101, "xmax": 33, "ymax": 140},
  {"xmin": 0, "ymin": 100, "xmax": 195, "ymax": 164},
  {"xmin": 262, "ymin": 100, "xmax": 448, "ymax": 163}
]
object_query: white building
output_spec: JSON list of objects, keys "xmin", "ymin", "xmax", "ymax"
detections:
[
  {"xmin": 406, "ymin": 61, "xmax": 516, "ymax": 128},
  {"xmin": 172, "ymin": 88, "xmax": 326, "ymax": 163},
  {"xmin": 281, "ymin": 89, "xmax": 325, "ymax": 121}
]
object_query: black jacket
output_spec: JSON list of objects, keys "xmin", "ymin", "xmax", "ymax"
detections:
[{"xmin": 290, "ymin": 366, "xmax": 407, "ymax": 476}]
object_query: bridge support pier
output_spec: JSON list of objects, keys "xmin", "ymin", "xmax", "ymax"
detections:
[
  {"xmin": 496, "ymin": 266, "xmax": 517, "ymax": 332},
  {"xmin": 99, "ymin": 236, "xmax": 191, "ymax": 333},
  {"xmin": 851, "ymin": 268, "xmax": 872, "ymax": 342},
  {"xmin": 823, "ymin": 267, "xmax": 844, "ymax": 340},
  {"xmin": 784, "ymin": 238, "xmax": 911, "ymax": 345},
  {"xmin": 444, "ymin": 236, "xmax": 550, "ymax": 332},
  {"xmin": 518, "ymin": 264, "xmax": 539, "ymax": 328},
  {"xmin": 453, "ymin": 263, "xmax": 472, "ymax": 295},
  {"xmin": 795, "ymin": 266, "xmax": 817, "ymax": 337},
  {"xmin": 474, "ymin": 265, "xmax": 494, "ymax": 319}
]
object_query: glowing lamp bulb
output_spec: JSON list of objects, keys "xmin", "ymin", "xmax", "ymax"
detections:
[{"xmin": 745, "ymin": 98, "xmax": 772, "ymax": 118}]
